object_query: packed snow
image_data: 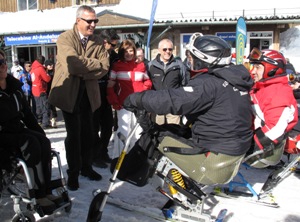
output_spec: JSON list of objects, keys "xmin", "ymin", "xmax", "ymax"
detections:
[{"xmin": 1, "ymin": 109, "xmax": 300, "ymax": 222}]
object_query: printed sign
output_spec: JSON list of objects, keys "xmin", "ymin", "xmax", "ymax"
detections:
[{"xmin": 4, "ymin": 32, "xmax": 61, "ymax": 46}]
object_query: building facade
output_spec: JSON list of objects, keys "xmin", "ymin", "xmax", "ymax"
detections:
[{"xmin": 0, "ymin": 0, "xmax": 299, "ymax": 70}]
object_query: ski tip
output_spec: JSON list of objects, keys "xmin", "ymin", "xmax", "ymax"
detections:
[
  {"xmin": 162, "ymin": 208, "xmax": 175, "ymax": 219},
  {"xmin": 215, "ymin": 208, "xmax": 228, "ymax": 222}
]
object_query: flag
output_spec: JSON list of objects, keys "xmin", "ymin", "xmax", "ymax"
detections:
[
  {"xmin": 236, "ymin": 17, "xmax": 247, "ymax": 65},
  {"xmin": 146, "ymin": 0, "xmax": 158, "ymax": 58}
]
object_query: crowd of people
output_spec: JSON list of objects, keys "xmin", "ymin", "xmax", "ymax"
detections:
[
  {"xmin": 1, "ymin": 5, "xmax": 300, "ymax": 217},
  {"xmin": 9, "ymin": 56, "xmax": 57, "ymax": 129}
]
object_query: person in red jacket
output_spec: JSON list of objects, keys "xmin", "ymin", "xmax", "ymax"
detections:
[
  {"xmin": 31, "ymin": 55, "xmax": 51, "ymax": 129},
  {"xmin": 248, "ymin": 48, "xmax": 298, "ymax": 155},
  {"xmin": 107, "ymin": 39, "xmax": 152, "ymax": 159}
]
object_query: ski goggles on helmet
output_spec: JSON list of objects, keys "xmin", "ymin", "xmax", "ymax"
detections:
[
  {"xmin": 249, "ymin": 47, "xmax": 284, "ymax": 68},
  {"xmin": 249, "ymin": 47, "xmax": 263, "ymax": 61}
]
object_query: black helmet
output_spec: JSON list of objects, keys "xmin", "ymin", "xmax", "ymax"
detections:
[{"xmin": 187, "ymin": 33, "xmax": 232, "ymax": 70}]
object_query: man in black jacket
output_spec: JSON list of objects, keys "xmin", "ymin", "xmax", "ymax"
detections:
[
  {"xmin": 124, "ymin": 33, "xmax": 254, "ymax": 156},
  {"xmin": 147, "ymin": 38, "xmax": 189, "ymax": 125}
]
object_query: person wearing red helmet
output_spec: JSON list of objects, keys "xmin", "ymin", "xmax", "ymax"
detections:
[{"xmin": 247, "ymin": 47, "xmax": 298, "ymax": 157}]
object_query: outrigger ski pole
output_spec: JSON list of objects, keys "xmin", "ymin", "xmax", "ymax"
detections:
[{"xmin": 86, "ymin": 122, "xmax": 140, "ymax": 222}]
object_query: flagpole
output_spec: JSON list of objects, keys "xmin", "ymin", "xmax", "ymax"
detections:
[{"xmin": 145, "ymin": 0, "xmax": 158, "ymax": 60}]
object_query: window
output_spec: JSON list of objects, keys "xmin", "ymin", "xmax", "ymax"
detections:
[
  {"xmin": 18, "ymin": 0, "xmax": 37, "ymax": 11},
  {"xmin": 73, "ymin": 0, "xmax": 99, "ymax": 6}
]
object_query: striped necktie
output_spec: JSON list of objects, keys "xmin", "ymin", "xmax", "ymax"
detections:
[{"xmin": 81, "ymin": 37, "xmax": 88, "ymax": 50}]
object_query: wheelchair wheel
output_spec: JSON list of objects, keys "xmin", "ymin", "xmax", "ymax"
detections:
[{"xmin": 11, "ymin": 211, "xmax": 36, "ymax": 222}]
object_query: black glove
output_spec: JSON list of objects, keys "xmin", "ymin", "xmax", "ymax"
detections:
[
  {"xmin": 135, "ymin": 110, "xmax": 152, "ymax": 131},
  {"xmin": 123, "ymin": 95, "xmax": 138, "ymax": 112},
  {"xmin": 123, "ymin": 92, "xmax": 145, "ymax": 112}
]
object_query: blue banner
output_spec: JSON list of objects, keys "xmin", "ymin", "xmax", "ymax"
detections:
[
  {"xmin": 235, "ymin": 17, "xmax": 247, "ymax": 65},
  {"xmin": 216, "ymin": 32, "xmax": 236, "ymax": 47},
  {"xmin": 4, "ymin": 32, "xmax": 61, "ymax": 46},
  {"xmin": 146, "ymin": 0, "xmax": 158, "ymax": 57}
]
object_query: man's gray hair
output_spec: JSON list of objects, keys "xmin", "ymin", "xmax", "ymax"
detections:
[{"xmin": 76, "ymin": 5, "xmax": 96, "ymax": 18}]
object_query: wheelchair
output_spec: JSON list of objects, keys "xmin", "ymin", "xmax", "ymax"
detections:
[{"xmin": 0, "ymin": 148, "xmax": 72, "ymax": 222}]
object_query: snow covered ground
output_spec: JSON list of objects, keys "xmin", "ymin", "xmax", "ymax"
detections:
[{"xmin": 1, "ymin": 110, "xmax": 300, "ymax": 222}]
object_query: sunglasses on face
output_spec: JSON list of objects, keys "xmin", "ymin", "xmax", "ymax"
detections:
[
  {"xmin": 0, "ymin": 59, "xmax": 6, "ymax": 66},
  {"xmin": 162, "ymin": 48, "xmax": 173, "ymax": 52},
  {"xmin": 108, "ymin": 42, "xmax": 117, "ymax": 47},
  {"xmin": 80, "ymin": 17, "xmax": 99, "ymax": 24}
]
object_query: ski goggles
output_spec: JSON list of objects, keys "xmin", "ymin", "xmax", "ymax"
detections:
[
  {"xmin": 249, "ymin": 47, "xmax": 284, "ymax": 68},
  {"xmin": 249, "ymin": 47, "xmax": 264, "ymax": 61}
]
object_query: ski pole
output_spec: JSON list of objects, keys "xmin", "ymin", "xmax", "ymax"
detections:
[{"xmin": 86, "ymin": 122, "xmax": 140, "ymax": 222}]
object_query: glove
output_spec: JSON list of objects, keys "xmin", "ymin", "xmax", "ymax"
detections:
[
  {"xmin": 123, "ymin": 95, "xmax": 138, "ymax": 112},
  {"xmin": 135, "ymin": 110, "xmax": 152, "ymax": 131},
  {"xmin": 123, "ymin": 91, "xmax": 145, "ymax": 112}
]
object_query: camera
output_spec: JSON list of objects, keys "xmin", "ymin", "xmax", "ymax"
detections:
[{"xmin": 288, "ymin": 73, "xmax": 300, "ymax": 83}]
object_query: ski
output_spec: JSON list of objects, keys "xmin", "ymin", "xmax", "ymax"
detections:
[
  {"xmin": 215, "ymin": 209, "xmax": 227, "ymax": 222},
  {"xmin": 106, "ymin": 196, "xmax": 227, "ymax": 222},
  {"xmin": 106, "ymin": 196, "xmax": 174, "ymax": 222},
  {"xmin": 211, "ymin": 187, "xmax": 279, "ymax": 208}
]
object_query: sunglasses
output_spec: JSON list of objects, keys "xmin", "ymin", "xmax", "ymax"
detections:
[
  {"xmin": 162, "ymin": 48, "xmax": 173, "ymax": 52},
  {"xmin": 108, "ymin": 42, "xmax": 117, "ymax": 47},
  {"xmin": 0, "ymin": 59, "xmax": 6, "ymax": 66},
  {"xmin": 80, "ymin": 17, "xmax": 99, "ymax": 24}
]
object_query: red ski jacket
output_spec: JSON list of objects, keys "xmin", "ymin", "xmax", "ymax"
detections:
[
  {"xmin": 31, "ymin": 60, "xmax": 51, "ymax": 97},
  {"xmin": 107, "ymin": 59, "xmax": 152, "ymax": 109},
  {"xmin": 251, "ymin": 75, "xmax": 298, "ymax": 149}
]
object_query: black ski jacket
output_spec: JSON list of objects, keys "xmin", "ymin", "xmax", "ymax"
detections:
[
  {"xmin": 0, "ymin": 74, "xmax": 44, "ymax": 135},
  {"xmin": 128, "ymin": 64, "xmax": 254, "ymax": 156},
  {"xmin": 147, "ymin": 54, "xmax": 188, "ymax": 90}
]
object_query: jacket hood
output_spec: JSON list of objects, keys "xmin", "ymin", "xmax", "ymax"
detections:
[
  {"xmin": 31, "ymin": 60, "xmax": 45, "ymax": 70},
  {"xmin": 212, "ymin": 64, "xmax": 254, "ymax": 91}
]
